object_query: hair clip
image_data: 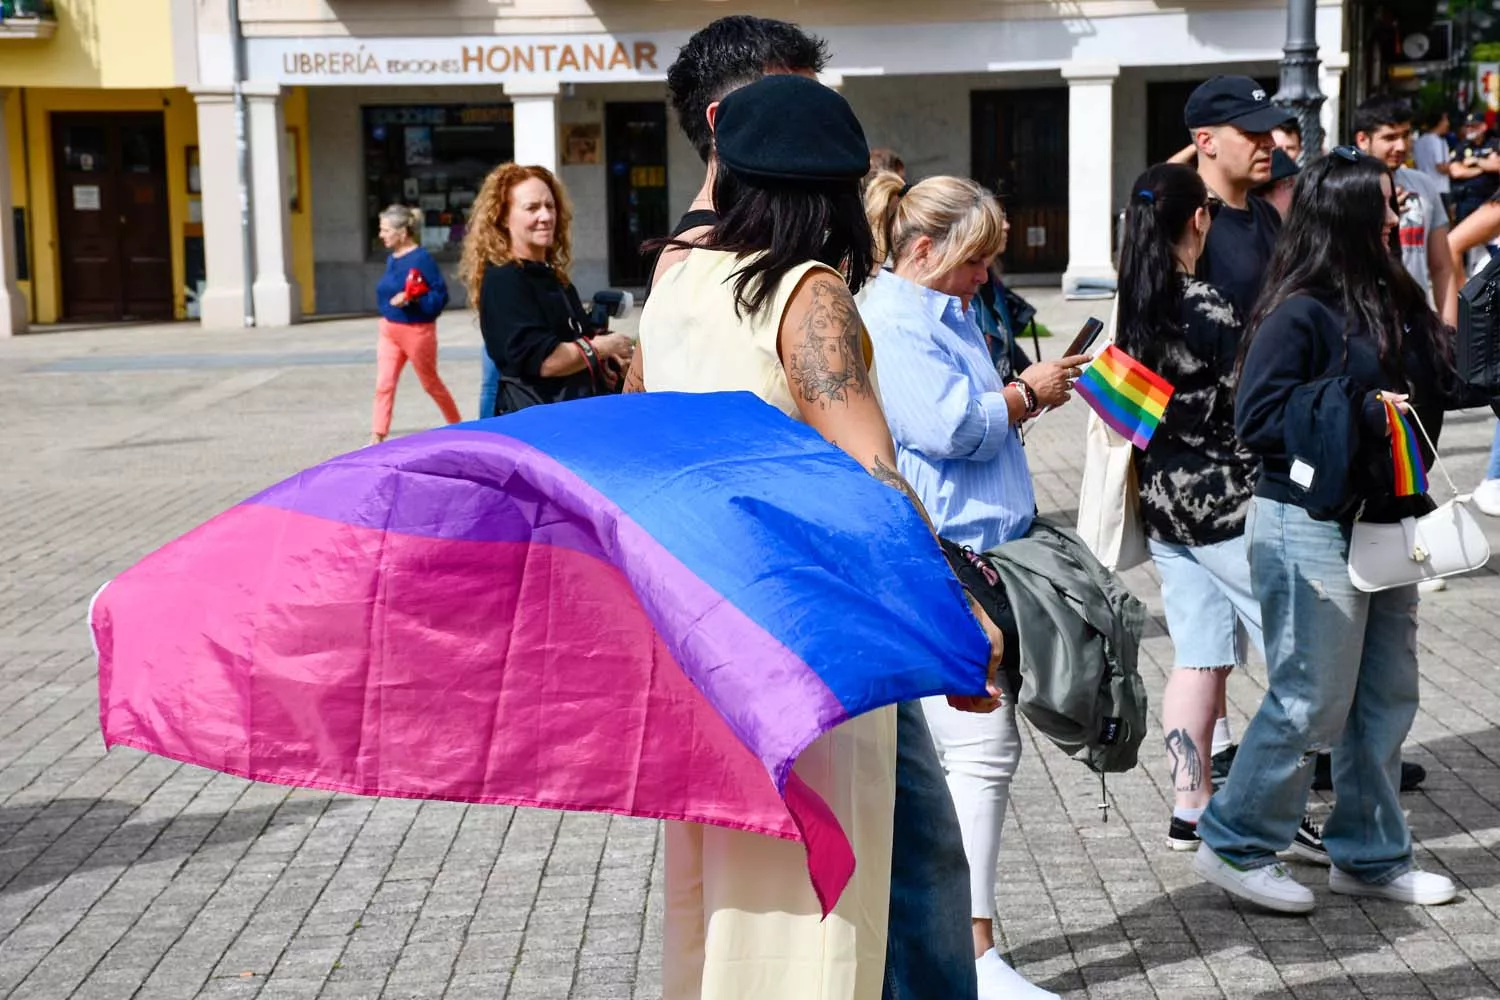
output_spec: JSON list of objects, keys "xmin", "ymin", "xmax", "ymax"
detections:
[{"xmin": 1136, "ymin": 189, "xmax": 1155, "ymax": 203}]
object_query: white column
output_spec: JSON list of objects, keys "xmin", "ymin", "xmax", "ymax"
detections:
[
  {"xmin": 1321, "ymin": 53, "xmax": 1349, "ymax": 152},
  {"xmin": 192, "ymin": 87, "xmax": 250, "ymax": 330},
  {"xmin": 508, "ymin": 81, "xmax": 560, "ymax": 173},
  {"xmin": 245, "ymin": 83, "xmax": 301, "ymax": 327},
  {"xmin": 1062, "ymin": 62, "xmax": 1120, "ymax": 299},
  {"xmin": 0, "ymin": 89, "xmax": 26, "ymax": 336}
]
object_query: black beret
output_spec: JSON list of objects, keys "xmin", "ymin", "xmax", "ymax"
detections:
[{"xmin": 715, "ymin": 75, "xmax": 870, "ymax": 183}]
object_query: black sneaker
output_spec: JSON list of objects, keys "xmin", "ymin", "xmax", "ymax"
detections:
[
  {"xmin": 1167, "ymin": 815, "xmax": 1200, "ymax": 852},
  {"xmin": 1311, "ymin": 753, "xmax": 1427, "ymax": 792},
  {"xmin": 1210, "ymin": 744, "xmax": 1238, "ymax": 791},
  {"xmin": 1285, "ymin": 814, "xmax": 1330, "ymax": 866}
]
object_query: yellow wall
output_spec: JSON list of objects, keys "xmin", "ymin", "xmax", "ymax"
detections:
[
  {"xmin": 6, "ymin": 85, "xmax": 319, "ymax": 324},
  {"xmin": 7, "ymin": 88, "xmax": 197, "ymax": 324},
  {"xmin": 284, "ymin": 87, "xmax": 317, "ymax": 317},
  {"xmin": 0, "ymin": 0, "xmax": 176, "ymax": 90}
]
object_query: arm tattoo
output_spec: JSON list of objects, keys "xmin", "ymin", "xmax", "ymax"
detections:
[
  {"xmin": 1164, "ymin": 729, "xmax": 1202, "ymax": 793},
  {"xmin": 872, "ymin": 455, "xmax": 926, "ymax": 512},
  {"xmin": 621, "ymin": 356, "xmax": 645, "ymax": 394},
  {"xmin": 787, "ymin": 278, "xmax": 872, "ymax": 408}
]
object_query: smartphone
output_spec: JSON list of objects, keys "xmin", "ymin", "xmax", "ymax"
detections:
[{"xmin": 1065, "ymin": 317, "xmax": 1105, "ymax": 358}]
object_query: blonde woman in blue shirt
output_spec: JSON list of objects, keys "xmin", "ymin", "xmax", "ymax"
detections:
[{"xmin": 861, "ymin": 171, "xmax": 1089, "ymax": 1000}]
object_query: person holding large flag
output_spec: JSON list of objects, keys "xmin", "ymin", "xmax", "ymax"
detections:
[{"xmin": 635, "ymin": 75, "xmax": 1005, "ymax": 1000}]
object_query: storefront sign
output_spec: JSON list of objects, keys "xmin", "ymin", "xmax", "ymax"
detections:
[
  {"xmin": 248, "ymin": 35, "xmax": 686, "ymax": 85},
  {"xmin": 72, "ymin": 185, "xmax": 101, "ymax": 211}
]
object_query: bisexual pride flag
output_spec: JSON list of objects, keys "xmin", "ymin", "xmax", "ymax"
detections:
[
  {"xmin": 91, "ymin": 391, "xmax": 989, "ymax": 912},
  {"xmin": 1075, "ymin": 345, "xmax": 1175, "ymax": 450}
]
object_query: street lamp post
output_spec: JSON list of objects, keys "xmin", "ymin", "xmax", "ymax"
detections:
[{"xmin": 1275, "ymin": 0, "xmax": 1326, "ymax": 163}]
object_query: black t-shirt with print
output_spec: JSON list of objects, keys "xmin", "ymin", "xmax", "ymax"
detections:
[
  {"xmin": 1195, "ymin": 195, "xmax": 1281, "ymax": 323},
  {"xmin": 1133, "ymin": 276, "xmax": 1258, "ymax": 547}
]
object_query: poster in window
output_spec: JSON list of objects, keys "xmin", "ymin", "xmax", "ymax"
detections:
[
  {"xmin": 562, "ymin": 123, "xmax": 601, "ymax": 165},
  {"xmin": 404, "ymin": 126, "xmax": 434, "ymax": 166}
]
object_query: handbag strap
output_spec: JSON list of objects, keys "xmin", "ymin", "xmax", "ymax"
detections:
[{"xmin": 1400, "ymin": 404, "xmax": 1463, "ymax": 500}]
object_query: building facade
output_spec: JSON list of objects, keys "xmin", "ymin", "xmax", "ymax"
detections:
[{"xmin": 1, "ymin": 0, "xmax": 1348, "ymax": 334}]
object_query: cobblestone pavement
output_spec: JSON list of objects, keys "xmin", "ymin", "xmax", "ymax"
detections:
[{"xmin": 1, "ymin": 296, "xmax": 1498, "ymax": 1000}]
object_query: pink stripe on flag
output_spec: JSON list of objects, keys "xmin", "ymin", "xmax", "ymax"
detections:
[{"xmin": 94, "ymin": 504, "xmax": 854, "ymax": 898}]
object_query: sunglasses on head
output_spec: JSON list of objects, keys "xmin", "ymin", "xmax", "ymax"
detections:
[{"xmin": 1330, "ymin": 145, "xmax": 1362, "ymax": 162}]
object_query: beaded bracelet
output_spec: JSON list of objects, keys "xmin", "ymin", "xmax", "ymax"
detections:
[{"xmin": 1006, "ymin": 378, "xmax": 1038, "ymax": 416}]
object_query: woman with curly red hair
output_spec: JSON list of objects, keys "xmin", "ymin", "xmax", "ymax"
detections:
[{"xmin": 460, "ymin": 163, "xmax": 634, "ymax": 415}]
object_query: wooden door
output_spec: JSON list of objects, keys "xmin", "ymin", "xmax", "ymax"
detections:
[
  {"xmin": 604, "ymin": 102, "xmax": 669, "ymax": 287},
  {"xmin": 53, "ymin": 114, "xmax": 173, "ymax": 321},
  {"xmin": 971, "ymin": 89, "xmax": 1069, "ymax": 274}
]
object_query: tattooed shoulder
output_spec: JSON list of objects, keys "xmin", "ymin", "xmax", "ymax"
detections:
[{"xmin": 786, "ymin": 277, "xmax": 872, "ymax": 408}]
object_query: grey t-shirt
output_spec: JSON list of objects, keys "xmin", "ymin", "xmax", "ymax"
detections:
[{"xmin": 1395, "ymin": 166, "xmax": 1446, "ymax": 299}]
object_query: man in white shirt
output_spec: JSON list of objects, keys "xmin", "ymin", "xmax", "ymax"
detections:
[
  {"xmin": 1354, "ymin": 94, "xmax": 1459, "ymax": 326},
  {"xmin": 1413, "ymin": 108, "xmax": 1453, "ymax": 213}
]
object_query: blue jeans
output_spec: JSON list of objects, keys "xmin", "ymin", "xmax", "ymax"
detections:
[
  {"xmin": 479, "ymin": 350, "xmax": 500, "ymax": 419},
  {"xmin": 1488, "ymin": 421, "xmax": 1500, "ymax": 480},
  {"xmin": 883, "ymin": 700, "xmax": 977, "ymax": 1000},
  {"xmin": 1198, "ymin": 498, "xmax": 1419, "ymax": 884}
]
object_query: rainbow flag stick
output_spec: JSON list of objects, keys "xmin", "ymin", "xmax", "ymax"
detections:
[
  {"xmin": 1074, "ymin": 345, "xmax": 1175, "ymax": 450},
  {"xmin": 1383, "ymin": 398, "xmax": 1428, "ymax": 497}
]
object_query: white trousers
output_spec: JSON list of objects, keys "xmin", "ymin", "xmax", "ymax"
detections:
[{"xmin": 919, "ymin": 696, "xmax": 1023, "ymax": 920}]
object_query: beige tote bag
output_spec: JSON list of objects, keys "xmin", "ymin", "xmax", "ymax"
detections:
[{"xmin": 1076, "ymin": 298, "xmax": 1149, "ymax": 572}]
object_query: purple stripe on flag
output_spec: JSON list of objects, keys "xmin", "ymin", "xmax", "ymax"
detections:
[{"xmin": 245, "ymin": 429, "xmax": 847, "ymax": 789}]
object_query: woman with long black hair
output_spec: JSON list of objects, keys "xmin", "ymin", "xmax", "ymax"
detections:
[
  {"xmin": 1115, "ymin": 164, "xmax": 1271, "ymax": 854},
  {"xmin": 1194, "ymin": 148, "xmax": 1465, "ymax": 913},
  {"xmin": 636, "ymin": 74, "xmax": 1003, "ymax": 1000}
]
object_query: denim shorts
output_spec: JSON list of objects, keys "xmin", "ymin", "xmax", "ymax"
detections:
[{"xmin": 1149, "ymin": 533, "xmax": 1265, "ymax": 669}]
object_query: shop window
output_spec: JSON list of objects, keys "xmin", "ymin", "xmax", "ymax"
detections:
[{"xmin": 362, "ymin": 104, "xmax": 515, "ymax": 258}]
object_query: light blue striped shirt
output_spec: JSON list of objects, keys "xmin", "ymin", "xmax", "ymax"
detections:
[{"xmin": 860, "ymin": 270, "xmax": 1035, "ymax": 551}]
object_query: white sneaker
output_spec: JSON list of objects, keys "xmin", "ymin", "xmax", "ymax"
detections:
[
  {"xmin": 1329, "ymin": 867, "xmax": 1457, "ymax": 905},
  {"xmin": 1475, "ymin": 478, "xmax": 1500, "ymax": 517},
  {"xmin": 1418, "ymin": 578, "xmax": 1448, "ymax": 593},
  {"xmin": 1194, "ymin": 843, "xmax": 1315, "ymax": 913},
  {"xmin": 976, "ymin": 948, "xmax": 1059, "ymax": 1000}
]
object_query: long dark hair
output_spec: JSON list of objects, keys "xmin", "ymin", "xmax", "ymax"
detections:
[
  {"xmin": 1116, "ymin": 164, "xmax": 1207, "ymax": 367},
  {"xmin": 1240, "ymin": 152, "xmax": 1447, "ymax": 382},
  {"xmin": 649, "ymin": 166, "xmax": 876, "ymax": 318}
]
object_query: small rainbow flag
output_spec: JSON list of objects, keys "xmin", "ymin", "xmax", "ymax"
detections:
[
  {"xmin": 1074, "ymin": 345, "xmax": 1175, "ymax": 450},
  {"xmin": 1383, "ymin": 397, "xmax": 1428, "ymax": 496}
]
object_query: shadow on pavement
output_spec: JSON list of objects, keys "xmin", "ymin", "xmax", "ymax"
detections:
[{"xmin": 0, "ymin": 794, "xmax": 340, "ymax": 897}]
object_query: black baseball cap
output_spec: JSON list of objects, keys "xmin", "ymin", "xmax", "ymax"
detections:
[
  {"xmin": 1184, "ymin": 75, "xmax": 1294, "ymax": 133},
  {"xmin": 1463, "ymin": 110, "xmax": 1488, "ymax": 128}
]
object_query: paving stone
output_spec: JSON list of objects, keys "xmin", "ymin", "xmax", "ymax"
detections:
[{"xmin": 4, "ymin": 303, "xmax": 1500, "ymax": 999}]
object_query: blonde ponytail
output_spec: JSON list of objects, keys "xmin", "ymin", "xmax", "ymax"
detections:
[
  {"xmin": 863, "ymin": 169, "xmax": 906, "ymax": 269},
  {"xmin": 862, "ymin": 174, "xmax": 1006, "ymax": 281},
  {"xmin": 379, "ymin": 204, "xmax": 424, "ymax": 243}
]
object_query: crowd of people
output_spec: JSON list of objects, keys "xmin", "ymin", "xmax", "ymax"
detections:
[{"xmin": 349, "ymin": 14, "xmax": 1500, "ymax": 998}]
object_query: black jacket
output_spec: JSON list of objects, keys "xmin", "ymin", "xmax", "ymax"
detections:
[
  {"xmin": 478, "ymin": 261, "xmax": 601, "ymax": 414},
  {"xmin": 1236, "ymin": 293, "xmax": 1489, "ymax": 523}
]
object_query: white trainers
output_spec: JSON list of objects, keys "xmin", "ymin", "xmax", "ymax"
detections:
[
  {"xmin": 1194, "ymin": 843, "xmax": 1315, "ymax": 913},
  {"xmin": 1475, "ymin": 478, "xmax": 1500, "ymax": 517},
  {"xmin": 1329, "ymin": 867, "xmax": 1457, "ymax": 905},
  {"xmin": 1418, "ymin": 578, "xmax": 1448, "ymax": 593},
  {"xmin": 976, "ymin": 948, "xmax": 1059, "ymax": 1000}
]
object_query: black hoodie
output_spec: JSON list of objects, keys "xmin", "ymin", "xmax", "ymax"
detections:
[{"xmin": 1236, "ymin": 293, "xmax": 1489, "ymax": 523}]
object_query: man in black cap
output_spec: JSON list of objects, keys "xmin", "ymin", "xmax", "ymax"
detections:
[
  {"xmin": 1448, "ymin": 110, "xmax": 1500, "ymax": 227},
  {"xmin": 1184, "ymin": 75, "xmax": 1292, "ymax": 322}
]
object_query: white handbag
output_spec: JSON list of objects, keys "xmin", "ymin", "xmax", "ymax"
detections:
[
  {"xmin": 1076, "ymin": 300, "xmax": 1149, "ymax": 572},
  {"xmin": 1346, "ymin": 407, "xmax": 1493, "ymax": 592}
]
